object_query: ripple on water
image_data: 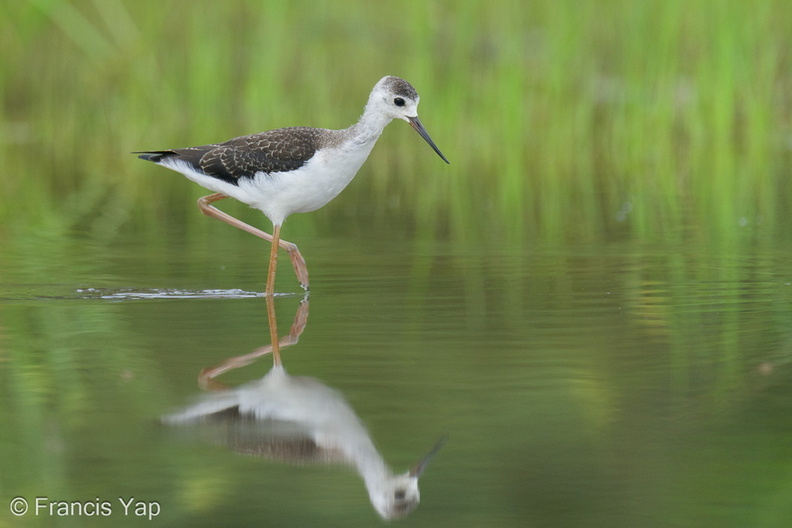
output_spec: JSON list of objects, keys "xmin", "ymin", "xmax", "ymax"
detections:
[{"xmin": 76, "ymin": 287, "xmax": 266, "ymax": 301}]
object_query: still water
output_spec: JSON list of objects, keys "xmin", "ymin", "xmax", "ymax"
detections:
[{"xmin": 2, "ymin": 229, "xmax": 792, "ymax": 527}]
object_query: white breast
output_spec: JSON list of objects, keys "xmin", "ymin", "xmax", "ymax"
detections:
[{"xmin": 241, "ymin": 138, "xmax": 379, "ymax": 225}]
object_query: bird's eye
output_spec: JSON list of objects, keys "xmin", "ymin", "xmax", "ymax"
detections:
[
  {"xmin": 394, "ymin": 490, "xmax": 406, "ymax": 501},
  {"xmin": 394, "ymin": 97, "xmax": 405, "ymax": 107}
]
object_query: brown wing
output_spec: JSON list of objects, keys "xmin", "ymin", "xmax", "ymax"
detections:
[{"xmin": 136, "ymin": 127, "xmax": 324, "ymax": 184}]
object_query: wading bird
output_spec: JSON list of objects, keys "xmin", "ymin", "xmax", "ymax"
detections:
[
  {"xmin": 136, "ymin": 76, "xmax": 449, "ymax": 296},
  {"xmin": 162, "ymin": 299, "xmax": 446, "ymax": 520}
]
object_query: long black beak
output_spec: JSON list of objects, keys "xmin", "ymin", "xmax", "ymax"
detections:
[
  {"xmin": 409, "ymin": 435, "xmax": 448, "ymax": 477},
  {"xmin": 408, "ymin": 116, "xmax": 450, "ymax": 164}
]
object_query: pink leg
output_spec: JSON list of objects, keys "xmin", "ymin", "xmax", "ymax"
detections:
[
  {"xmin": 198, "ymin": 298, "xmax": 310, "ymax": 390},
  {"xmin": 196, "ymin": 193, "xmax": 309, "ymax": 291},
  {"xmin": 264, "ymin": 224, "xmax": 282, "ymax": 360}
]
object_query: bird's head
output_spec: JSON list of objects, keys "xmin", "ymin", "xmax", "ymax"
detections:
[
  {"xmin": 369, "ymin": 76, "xmax": 450, "ymax": 164},
  {"xmin": 367, "ymin": 436, "xmax": 447, "ymax": 520}
]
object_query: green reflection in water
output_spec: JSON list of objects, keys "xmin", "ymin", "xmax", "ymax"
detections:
[{"xmin": 2, "ymin": 228, "xmax": 792, "ymax": 526}]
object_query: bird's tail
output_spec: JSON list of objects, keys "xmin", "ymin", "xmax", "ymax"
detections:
[{"xmin": 133, "ymin": 150, "xmax": 176, "ymax": 162}]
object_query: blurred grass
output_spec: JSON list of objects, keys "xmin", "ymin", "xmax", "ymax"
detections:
[{"xmin": 2, "ymin": 0, "xmax": 792, "ymax": 247}]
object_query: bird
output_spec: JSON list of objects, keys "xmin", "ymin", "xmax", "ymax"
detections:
[
  {"xmin": 162, "ymin": 299, "xmax": 446, "ymax": 520},
  {"xmin": 135, "ymin": 76, "xmax": 449, "ymax": 297}
]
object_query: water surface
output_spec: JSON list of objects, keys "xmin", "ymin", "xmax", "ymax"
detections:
[{"xmin": 2, "ymin": 231, "xmax": 792, "ymax": 527}]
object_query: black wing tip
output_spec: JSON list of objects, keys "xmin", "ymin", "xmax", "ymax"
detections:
[{"xmin": 133, "ymin": 150, "xmax": 175, "ymax": 162}]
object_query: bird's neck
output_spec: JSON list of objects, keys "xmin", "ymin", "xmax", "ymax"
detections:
[
  {"xmin": 345, "ymin": 101, "xmax": 393, "ymax": 147},
  {"xmin": 328, "ymin": 426, "xmax": 391, "ymax": 484},
  {"xmin": 354, "ymin": 446, "xmax": 393, "ymax": 489}
]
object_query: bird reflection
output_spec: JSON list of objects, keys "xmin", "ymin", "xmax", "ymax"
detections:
[{"xmin": 162, "ymin": 298, "xmax": 444, "ymax": 520}]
